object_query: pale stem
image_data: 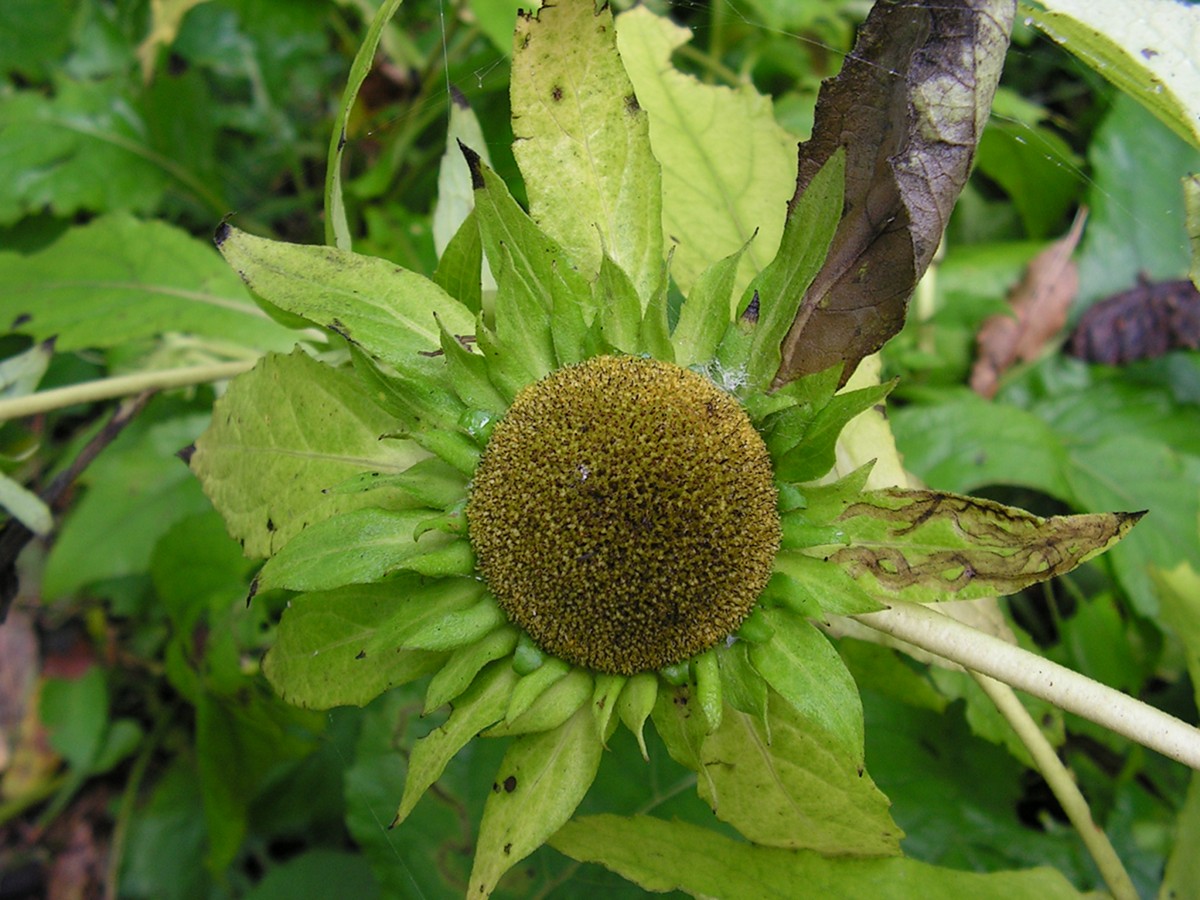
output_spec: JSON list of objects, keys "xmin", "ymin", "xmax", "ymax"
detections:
[
  {"xmin": 854, "ymin": 600, "xmax": 1200, "ymax": 770},
  {"xmin": 0, "ymin": 361, "xmax": 256, "ymax": 422},
  {"xmin": 971, "ymin": 671, "xmax": 1139, "ymax": 900}
]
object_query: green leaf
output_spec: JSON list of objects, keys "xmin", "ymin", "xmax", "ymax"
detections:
[
  {"xmin": 262, "ymin": 578, "xmax": 476, "ymax": 709},
  {"xmin": 464, "ymin": 148, "xmax": 595, "ymax": 369},
  {"xmin": 692, "ymin": 649, "xmax": 723, "ymax": 733},
  {"xmin": 1073, "ymin": 94, "xmax": 1200, "ymax": 305},
  {"xmin": 745, "ymin": 149, "xmax": 844, "ymax": 390},
  {"xmin": 121, "ymin": 761, "xmax": 212, "ymax": 900},
  {"xmin": 595, "ymin": 253, "xmax": 643, "ymax": 355},
  {"xmin": 716, "ymin": 645, "xmax": 769, "ymax": 742},
  {"xmin": 45, "ymin": 409, "xmax": 213, "ymax": 599},
  {"xmin": 325, "ymin": 456, "xmax": 468, "ymax": 510},
  {"xmin": 255, "ymin": 509, "xmax": 473, "ymax": 593},
  {"xmin": 748, "ymin": 607, "xmax": 865, "ymax": 765},
  {"xmin": 468, "ymin": 705, "xmax": 604, "ymax": 897},
  {"xmin": 890, "ymin": 390, "xmax": 1072, "ymax": 500},
  {"xmin": 424, "ymin": 627, "xmax": 520, "ymax": 714},
  {"xmin": 616, "ymin": 672, "xmax": 657, "ymax": 761},
  {"xmin": 1187, "ymin": 173, "xmax": 1200, "ymax": 289},
  {"xmin": 650, "ymin": 684, "xmax": 717, "ymax": 800},
  {"xmin": 974, "ymin": 117, "xmax": 1082, "ymax": 239},
  {"xmin": 190, "ymin": 350, "xmax": 428, "ymax": 559},
  {"xmin": 0, "ymin": 471, "xmax": 52, "ymax": 536},
  {"xmin": 776, "ymin": 0, "xmax": 1015, "ymax": 384},
  {"xmin": 195, "ymin": 691, "xmax": 319, "ymax": 870},
  {"xmin": 829, "ymin": 488, "xmax": 1142, "ymax": 604},
  {"xmin": 470, "ymin": 0, "xmax": 528, "ymax": 53},
  {"xmin": 772, "ymin": 380, "xmax": 895, "ymax": 483},
  {"xmin": 0, "ymin": 0, "xmax": 74, "ymax": 81},
  {"xmin": 150, "ymin": 511, "xmax": 256, "ymax": 631},
  {"xmin": 433, "ymin": 210, "xmax": 485, "ymax": 315},
  {"xmin": 324, "ymin": 0, "xmax": 404, "ymax": 249},
  {"xmin": 767, "ymin": 552, "xmax": 886, "ymax": 617},
  {"xmin": 40, "ymin": 667, "xmax": 109, "ymax": 772},
  {"xmin": 505, "ymin": 657, "xmax": 570, "ymax": 723},
  {"xmin": 433, "ymin": 92, "xmax": 495, "ymax": 261},
  {"xmin": 615, "ymin": 6, "xmax": 797, "ymax": 298},
  {"xmin": 493, "ymin": 245, "xmax": 558, "ymax": 380},
  {"xmin": 1031, "ymin": 0, "xmax": 1200, "ymax": 149},
  {"xmin": 511, "ymin": 0, "xmax": 662, "ymax": 301},
  {"xmin": 347, "ymin": 347, "xmax": 479, "ymax": 476},
  {"xmin": 1156, "ymin": 563, "xmax": 1200, "ymax": 710},
  {"xmin": 401, "ymin": 598, "xmax": 507, "ymax": 652},
  {"xmin": 396, "ymin": 661, "xmax": 520, "ymax": 825},
  {"xmin": 691, "ymin": 690, "xmax": 900, "ymax": 855},
  {"xmin": 671, "ymin": 242, "xmax": 749, "ymax": 368},
  {"xmin": 0, "ymin": 215, "xmax": 291, "ymax": 352},
  {"xmin": 486, "ymin": 668, "xmax": 593, "ymax": 737},
  {"xmin": 436, "ymin": 315, "xmax": 509, "ymax": 416},
  {"xmin": 590, "ymin": 673, "xmax": 626, "ymax": 743},
  {"xmin": 215, "ymin": 224, "xmax": 475, "ymax": 367},
  {"xmin": 0, "ymin": 83, "xmax": 167, "ymax": 224},
  {"xmin": 551, "ymin": 814, "xmax": 1084, "ymax": 898},
  {"xmin": 241, "ymin": 850, "xmax": 380, "ymax": 900}
]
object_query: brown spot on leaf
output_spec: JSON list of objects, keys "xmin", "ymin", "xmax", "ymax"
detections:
[
  {"xmin": 503, "ymin": 843, "xmax": 512, "ymax": 855},
  {"xmin": 624, "ymin": 93, "xmax": 640, "ymax": 115},
  {"xmin": 355, "ymin": 650, "xmax": 366, "ymax": 660},
  {"xmin": 551, "ymin": 85, "xmax": 563, "ymax": 102},
  {"xmin": 503, "ymin": 775, "xmax": 517, "ymax": 793}
]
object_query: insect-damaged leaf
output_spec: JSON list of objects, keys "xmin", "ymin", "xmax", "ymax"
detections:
[
  {"xmin": 775, "ymin": 0, "xmax": 1016, "ymax": 386},
  {"xmin": 827, "ymin": 488, "xmax": 1143, "ymax": 604}
]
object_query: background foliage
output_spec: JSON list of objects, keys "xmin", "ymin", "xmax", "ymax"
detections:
[{"xmin": 1, "ymin": 1, "xmax": 1198, "ymax": 897}]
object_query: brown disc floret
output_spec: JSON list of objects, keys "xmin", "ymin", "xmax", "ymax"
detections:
[{"xmin": 467, "ymin": 355, "xmax": 780, "ymax": 675}]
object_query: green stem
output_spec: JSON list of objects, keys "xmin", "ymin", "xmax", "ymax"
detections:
[
  {"xmin": 0, "ymin": 361, "xmax": 255, "ymax": 422},
  {"xmin": 971, "ymin": 671, "xmax": 1139, "ymax": 900},
  {"xmin": 854, "ymin": 600, "xmax": 1200, "ymax": 770}
]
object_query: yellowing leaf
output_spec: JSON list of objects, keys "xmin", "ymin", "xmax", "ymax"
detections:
[
  {"xmin": 468, "ymin": 705, "xmax": 603, "ymax": 897},
  {"xmin": 1031, "ymin": 0, "xmax": 1200, "ymax": 150},
  {"xmin": 615, "ymin": 6, "xmax": 796, "ymax": 298},
  {"xmin": 551, "ymin": 814, "xmax": 1085, "ymax": 898},
  {"xmin": 262, "ymin": 580, "xmax": 449, "ymax": 709},
  {"xmin": 511, "ymin": 1, "xmax": 663, "ymax": 301},
  {"xmin": 190, "ymin": 351, "xmax": 427, "ymax": 558},
  {"xmin": 137, "ymin": 0, "xmax": 207, "ymax": 82},
  {"xmin": 698, "ymin": 692, "xmax": 901, "ymax": 855}
]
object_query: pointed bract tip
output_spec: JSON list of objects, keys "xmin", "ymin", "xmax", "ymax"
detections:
[
  {"xmin": 213, "ymin": 214, "xmax": 236, "ymax": 247},
  {"xmin": 458, "ymin": 140, "xmax": 485, "ymax": 190}
]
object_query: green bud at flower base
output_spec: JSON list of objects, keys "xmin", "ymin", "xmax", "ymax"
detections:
[{"xmin": 467, "ymin": 354, "xmax": 781, "ymax": 675}]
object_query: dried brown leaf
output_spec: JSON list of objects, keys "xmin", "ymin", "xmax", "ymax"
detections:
[
  {"xmin": 971, "ymin": 209, "xmax": 1086, "ymax": 397},
  {"xmin": 1067, "ymin": 275, "xmax": 1200, "ymax": 365},
  {"xmin": 776, "ymin": 0, "xmax": 1016, "ymax": 387}
]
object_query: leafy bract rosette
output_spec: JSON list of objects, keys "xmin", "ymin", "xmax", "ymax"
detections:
[{"xmin": 190, "ymin": 2, "xmax": 1129, "ymax": 896}]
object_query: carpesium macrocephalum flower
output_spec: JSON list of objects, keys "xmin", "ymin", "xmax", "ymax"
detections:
[{"xmin": 190, "ymin": 2, "xmax": 1135, "ymax": 895}]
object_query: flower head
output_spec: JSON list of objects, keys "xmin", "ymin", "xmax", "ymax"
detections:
[{"xmin": 191, "ymin": 3, "xmax": 1137, "ymax": 895}]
